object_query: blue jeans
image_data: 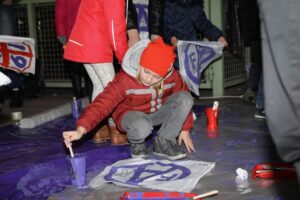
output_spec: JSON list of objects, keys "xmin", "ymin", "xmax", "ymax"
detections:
[{"xmin": 255, "ymin": 75, "xmax": 264, "ymax": 110}]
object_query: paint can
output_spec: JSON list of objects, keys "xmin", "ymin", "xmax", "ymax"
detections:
[
  {"xmin": 205, "ymin": 107, "xmax": 219, "ymax": 131},
  {"xmin": 67, "ymin": 153, "xmax": 86, "ymax": 188}
]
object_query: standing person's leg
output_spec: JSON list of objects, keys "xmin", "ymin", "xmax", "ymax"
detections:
[
  {"xmin": 244, "ymin": 40, "xmax": 263, "ymax": 104},
  {"xmin": 67, "ymin": 60, "xmax": 83, "ymax": 99},
  {"xmin": 83, "ymin": 63, "xmax": 105, "ymax": 101},
  {"xmin": 248, "ymin": 40, "xmax": 262, "ymax": 92},
  {"xmin": 92, "ymin": 63, "xmax": 115, "ymax": 123},
  {"xmin": 90, "ymin": 63, "xmax": 127, "ymax": 145},
  {"xmin": 4, "ymin": 70, "xmax": 24, "ymax": 108},
  {"xmin": 258, "ymin": 0, "xmax": 300, "ymax": 180},
  {"xmin": 82, "ymin": 67, "xmax": 93, "ymax": 102},
  {"xmin": 92, "ymin": 63, "xmax": 115, "ymax": 90},
  {"xmin": 83, "ymin": 63, "xmax": 111, "ymax": 143},
  {"xmin": 254, "ymin": 75, "xmax": 265, "ymax": 119}
]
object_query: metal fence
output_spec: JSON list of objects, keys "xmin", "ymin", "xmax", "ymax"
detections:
[
  {"xmin": 14, "ymin": 0, "xmax": 246, "ymax": 91},
  {"xmin": 15, "ymin": 1, "xmax": 68, "ymax": 87}
]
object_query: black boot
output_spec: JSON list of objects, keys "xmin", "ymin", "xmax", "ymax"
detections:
[
  {"xmin": 70, "ymin": 73, "xmax": 83, "ymax": 99},
  {"xmin": 0, "ymin": 86, "xmax": 6, "ymax": 112},
  {"xmin": 10, "ymin": 87, "xmax": 23, "ymax": 108},
  {"xmin": 153, "ymin": 136, "xmax": 186, "ymax": 160},
  {"xmin": 83, "ymin": 70, "xmax": 93, "ymax": 102}
]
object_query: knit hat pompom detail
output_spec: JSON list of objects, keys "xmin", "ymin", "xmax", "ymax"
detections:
[{"xmin": 139, "ymin": 37, "xmax": 176, "ymax": 77}]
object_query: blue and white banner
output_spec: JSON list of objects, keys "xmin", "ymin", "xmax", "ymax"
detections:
[
  {"xmin": 89, "ymin": 158, "xmax": 215, "ymax": 192},
  {"xmin": 0, "ymin": 35, "xmax": 36, "ymax": 74},
  {"xmin": 177, "ymin": 41, "xmax": 224, "ymax": 96},
  {"xmin": 133, "ymin": 0, "xmax": 149, "ymax": 40}
]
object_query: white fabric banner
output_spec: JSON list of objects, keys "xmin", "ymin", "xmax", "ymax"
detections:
[
  {"xmin": 89, "ymin": 158, "xmax": 215, "ymax": 192},
  {"xmin": 133, "ymin": 0, "xmax": 149, "ymax": 40},
  {"xmin": 177, "ymin": 40, "xmax": 224, "ymax": 96},
  {"xmin": 0, "ymin": 71, "xmax": 11, "ymax": 86},
  {"xmin": 0, "ymin": 35, "xmax": 36, "ymax": 74}
]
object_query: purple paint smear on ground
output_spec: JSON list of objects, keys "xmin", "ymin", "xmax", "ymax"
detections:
[
  {"xmin": 0, "ymin": 104, "xmax": 293, "ymax": 200},
  {"xmin": 0, "ymin": 117, "xmax": 130, "ymax": 200}
]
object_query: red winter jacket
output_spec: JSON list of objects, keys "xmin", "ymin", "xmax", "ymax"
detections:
[
  {"xmin": 77, "ymin": 69, "xmax": 194, "ymax": 133},
  {"xmin": 77, "ymin": 40, "xmax": 194, "ymax": 133},
  {"xmin": 63, "ymin": 0, "xmax": 128, "ymax": 63},
  {"xmin": 55, "ymin": 0, "xmax": 81, "ymax": 39}
]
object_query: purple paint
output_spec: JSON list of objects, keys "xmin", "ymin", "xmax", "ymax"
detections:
[
  {"xmin": 71, "ymin": 99, "xmax": 82, "ymax": 119},
  {"xmin": 1, "ymin": 103, "xmax": 296, "ymax": 200},
  {"xmin": 104, "ymin": 161, "xmax": 191, "ymax": 186},
  {"xmin": 67, "ymin": 154, "xmax": 86, "ymax": 188},
  {"xmin": 135, "ymin": 3, "xmax": 148, "ymax": 32},
  {"xmin": 0, "ymin": 117, "xmax": 130, "ymax": 199}
]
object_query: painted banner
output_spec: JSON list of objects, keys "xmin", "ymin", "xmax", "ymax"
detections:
[
  {"xmin": 89, "ymin": 158, "xmax": 215, "ymax": 192},
  {"xmin": 133, "ymin": 0, "xmax": 149, "ymax": 40},
  {"xmin": 177, "ymin": 40, "xmax": 224, "ymax": 96},
  {"xmin": 0, "ymin": 35, "xmax": 36, "ymax": 74}
]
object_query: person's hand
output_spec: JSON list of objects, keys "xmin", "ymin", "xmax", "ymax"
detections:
[
  {"xmin": 218, "ymin": 36, "xmax": 228, "ymax": 48},
  {"xmin": 62, "ymin": 126, "xmax": 86, "ymax": 147},
  {"xmin": 150, "ymin": 34, "xmax": 161, "ymax": 41},
  {"xmin": 57, "ymin": 35, "xmax": 67, "ymax": 45},
  {"xmin": 127, "ymin": 29, "xmax": 140, "ymax": 48},
  {"xmin": 178, "ymin": 130, "xmax": 195, "ymax": 153},
  {"xmin": 170, "ymin": 36, "xmax": 178, "ymax": 46}
]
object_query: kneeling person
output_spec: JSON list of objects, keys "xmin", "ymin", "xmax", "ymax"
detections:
[{"xmin": 63, "ymin": 37, "xmax": 195, "ymax": 160}]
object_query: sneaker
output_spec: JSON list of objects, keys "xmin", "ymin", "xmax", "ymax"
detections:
[
  {"xmin": 254, "ymin": 108, "xmax": 266, "ymax": 119},
  {"xmin": 10, "ymin": 88, "xmax": 23, "ymax": 108},
  {"xmin": 153, "ymin": 136, "xmax": 186, "ymax": 160},
  {"xmin": 130, "ymin": 142, "xmax": 149, "ymax": 158}
]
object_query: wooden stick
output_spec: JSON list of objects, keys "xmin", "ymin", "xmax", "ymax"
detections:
[
  {"xmin": 256, "ymin": 169, "xmax": 295, "ymax": 174},
  {"xmin": 68, "ymin": 145, "xmax": 74, "ymax": 158},
  {"xmin": 192, "ymin": 190, "xmax": 219, "ymax": 199},
  {"xmin": 67, "ymin": 140, "xmax": 74, "ymax": 158}
]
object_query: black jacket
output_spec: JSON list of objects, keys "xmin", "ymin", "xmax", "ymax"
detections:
[
  {"xmin": 126, "ymin": 0, "xmax": 138, "ymax": 31},
  {"xmin": 163, "ymin": 0, "xmax": 223, "ymax": 44},
  {"xmin": 148, "ymin": 0, "xmax": 164, "ymax": 36},
  {"xmin": 239, "ymin": 0, "xmax": 260, "ymax": 44}
]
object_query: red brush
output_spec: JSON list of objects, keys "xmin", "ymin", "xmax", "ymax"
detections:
[
  {"xmin": 252, "ymin": 162, "xmax": 297, "ymax": 179},
  {"xmin": 120, "ymin": 190, "xmax": 218, "ymax": 200}
]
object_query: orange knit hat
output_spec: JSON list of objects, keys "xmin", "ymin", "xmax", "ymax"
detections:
[{"xmin": 139, "ymin": 37, "xmax": 176, "ymax": 77}]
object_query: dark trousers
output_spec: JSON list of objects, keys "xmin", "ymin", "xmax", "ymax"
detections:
[
  {"xmin": 258, "ymin": 0, "xmax": 300, "ymax": 181},
  {"xmin": 247, "ymin": 40, "xmax": 262, "ymax": 91},
  {"xmin": 65, "ymin": 60, "xmax": 92, "ymax": 101}
]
